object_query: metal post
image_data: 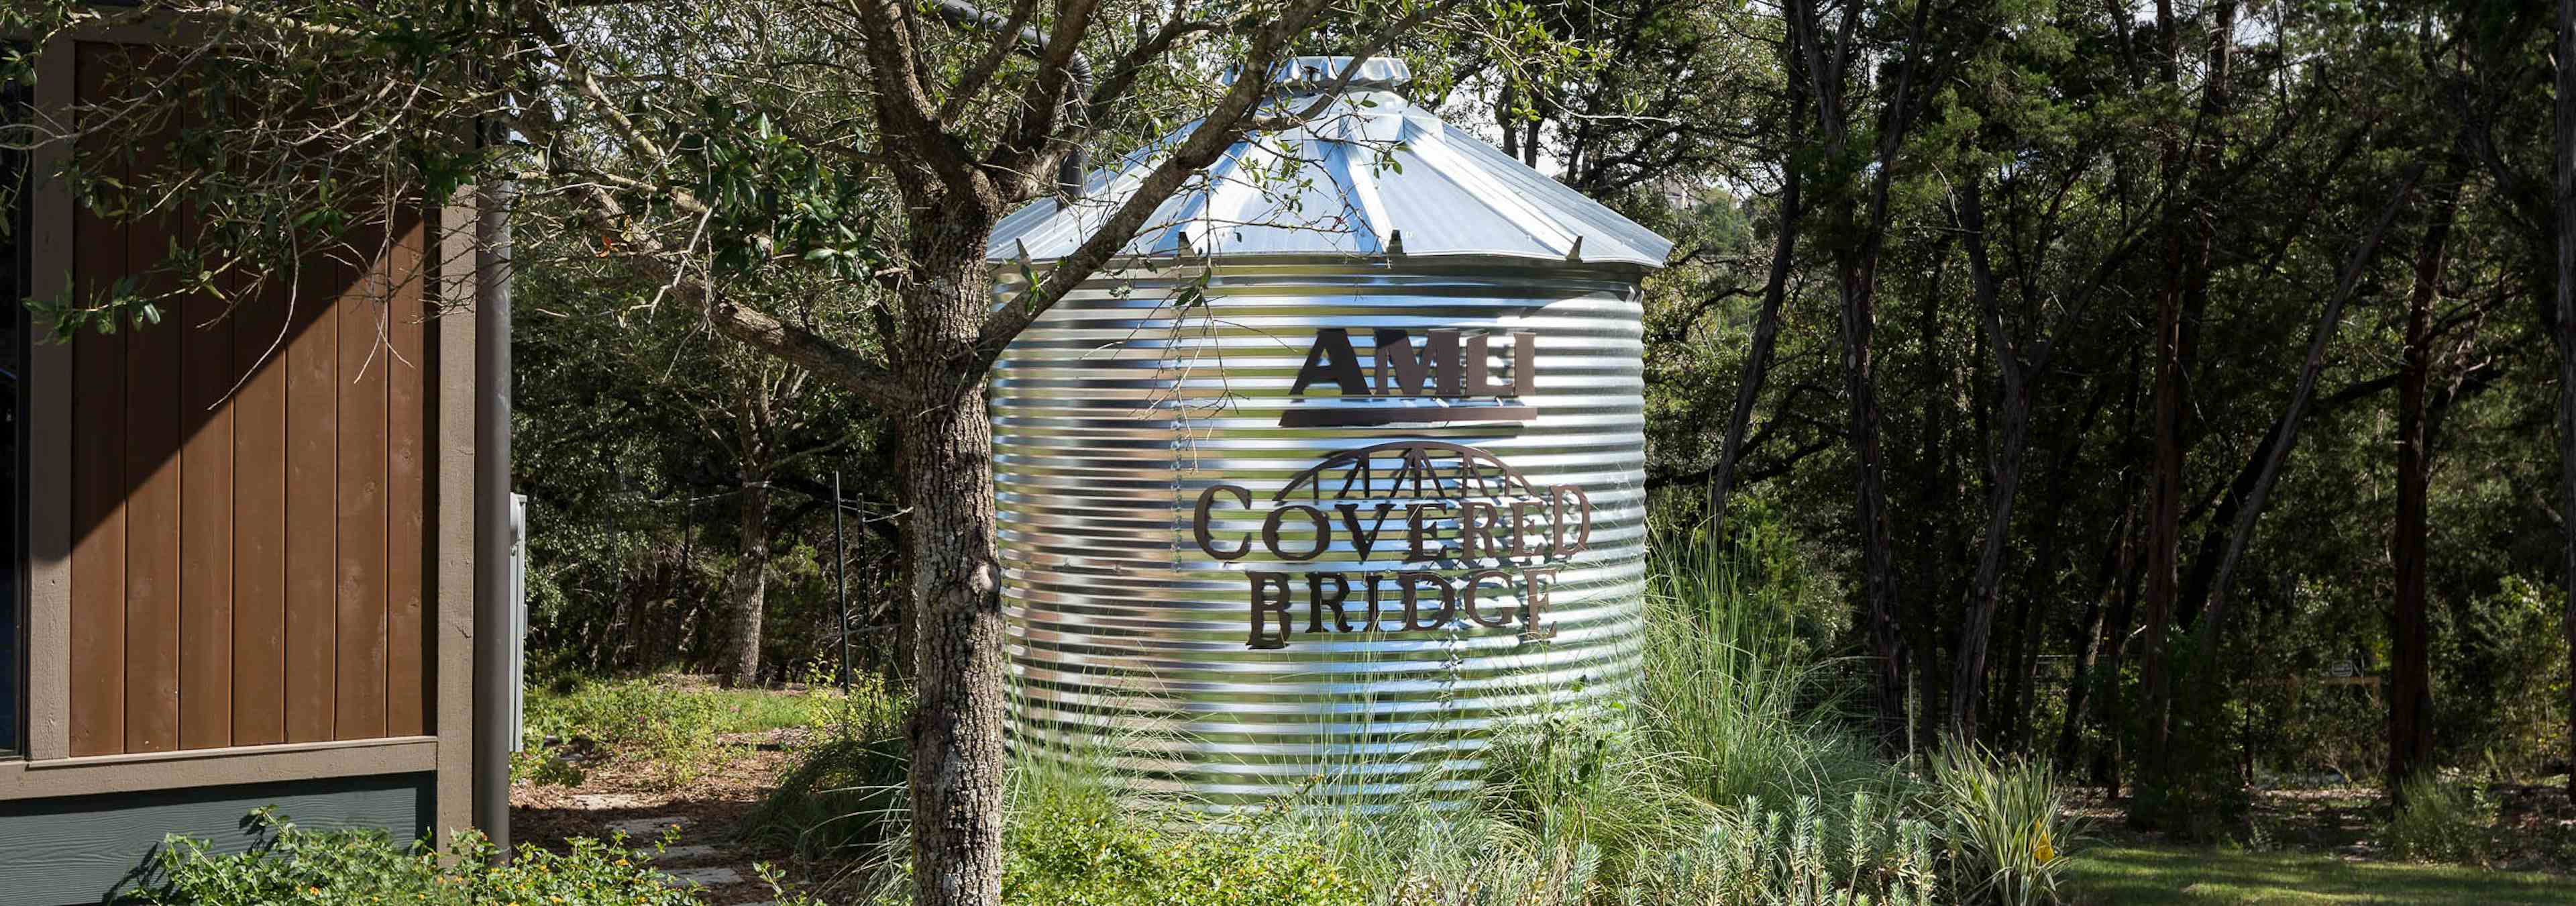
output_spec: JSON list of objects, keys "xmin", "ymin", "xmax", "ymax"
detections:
[
  {"xmin": 833, "ymin": 470, "xmax": 850, "ymax": 690},
  {"xmin": 472, "ymin": 179, "xmax": 516, "ymax": 859}
]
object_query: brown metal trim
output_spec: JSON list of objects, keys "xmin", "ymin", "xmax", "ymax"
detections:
[
  {"xmin": 0, "ymin": 736, "xmax": 436, "ymax": 801},
  {"xmin": 1275, "ymin": 404, "xmax": 1534, "ymax": 428}
]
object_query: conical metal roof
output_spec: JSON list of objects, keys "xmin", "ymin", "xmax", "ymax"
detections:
[{"xmin": 987, "ymin": 56, "xmax": 1673, "ymax": 268}]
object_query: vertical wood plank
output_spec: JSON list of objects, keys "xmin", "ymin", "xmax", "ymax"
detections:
[
  {"xmin": 120, "ymin": 95, "xmax": 183, "ymax": 758},
  {"xmin": 336, "ymin": 217, "xmax": 390, "ymax": 741},
  {"xmin": 66, "ymin": 42, "xmax": 127, "ymax": 758},
  {"xmin": 119, "ymin": 51, "xmax": 184, "ymax": 755},
  {"xmin": 385, "ymin": 207, "xmax": 428, "ymax": 737},
  {"xmin": 231, "ymin": 255, "xmax": 289, "ymax": 747},
  {"xmin": 283, "ymin": 229, "xmax": 341, "ymax": 743},
  {"xmin": 178, "ymin": 191, "xmax": 237, "ymax": 750}
]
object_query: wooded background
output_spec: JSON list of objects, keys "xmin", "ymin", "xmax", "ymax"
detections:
[{"xmin": 11, "ymin": 0, "xmax": 2575, "ymax": 868}]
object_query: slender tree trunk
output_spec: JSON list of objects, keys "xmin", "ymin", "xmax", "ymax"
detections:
[
  {"xmin": 1706, "ymin": 49, "xmax": 1806, "ymax": 540},
  {"xmin": 2555, "ymin": 0, "xmax": 2576, "ymax": 805},
  {"xmin": 2198, "ymin": 164, "xmax": 2424, "ymax": 646},
  {"xmin": 904, "ymin": 254, "xmax": 1009, "ymax": 906},
  {"xmin": 2391, "ymin": 181, "xmax": 2457, "ymax": 795},
  {"xmin": 722, "ymin": 472, "xmax": 771, "ymax": 687},
  {"xmin": 2057, "ymin": 503, "xmax": 2130, "ymax": 768},
  {"xmin": 1951, "ymin": 173, "xmax": 2039, "ymax": 744},
  {"xmin": 1909, "ymin": 241, "xmax": 1954, "ymax": 752},
  {"xmin": 1841, "ymin": 242, "xmax": 1910, "ymax": 752},
  {"xmin": 2092, "ymin": 356, "xmax": 2147, "ymax": 790}
]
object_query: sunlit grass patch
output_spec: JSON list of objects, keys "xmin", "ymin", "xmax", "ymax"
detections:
[{"xmin": 2064, "ymin": 844, "xmax": 2571, "ymax": 904}]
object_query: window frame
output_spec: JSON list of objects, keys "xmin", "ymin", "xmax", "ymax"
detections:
[{"xmin": 3, "ymin": 64, "xmax": 28, "ymax": 756}]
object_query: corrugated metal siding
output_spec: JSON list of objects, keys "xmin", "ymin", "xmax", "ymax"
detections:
[{"xmin": 995, "ymin": 259, "xmax": 1650, "ymax": 805}]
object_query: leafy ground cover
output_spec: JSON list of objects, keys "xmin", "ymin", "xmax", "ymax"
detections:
[{"xmin": 2063, "ymin": 845, "xmax": 2572, "ymax": 904}]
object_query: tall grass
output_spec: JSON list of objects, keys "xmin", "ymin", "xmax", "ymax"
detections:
[
  {"xmin": 757, "ymin": 521, "xmax": 2084, "ymax": 903},
  {"xmin": 1639, "ymin": 534, "xmax": 1896, "ymax": 813}
]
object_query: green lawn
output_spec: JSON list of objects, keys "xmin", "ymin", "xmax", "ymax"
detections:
[{"xmin": 2065, "ymin": 845, "xmax": 2572, "ymax": 904}]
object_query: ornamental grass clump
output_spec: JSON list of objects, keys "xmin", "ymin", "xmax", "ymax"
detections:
[
  {"xmin": 1635, "ymin": 793, "xmax": 1940, "ymax": 906},
  {"xmin": 1927, "ymin": 744, "xmax": 2084, "ymax": 905},
  {"xmin": 2381, "ymin": 773, "xmax": 2497, "ymax": 864}
]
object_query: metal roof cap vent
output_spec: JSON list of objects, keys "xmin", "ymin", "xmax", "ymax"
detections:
[
  {"xmin": 988, "ymin": 55, "xmax": 1671, "ymax": 265},
  {"xmin": 1220, "ymin": 54, "xmax": 1414, "ymax": 94}
]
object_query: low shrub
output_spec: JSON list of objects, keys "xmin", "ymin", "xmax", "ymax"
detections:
[
  {"xmin": 738, "ymin": 672, "xmax": 912, "ymax": 860},
  {"xmin": 1927, "ymin": 745, "xmax": 2082, "ymax": 905},
  {"xmin": 523, "ymin": 674, "xmax": 747, "ymax": 789},
  {"xmin": 2382, "ymin": 774, "xmax": 2496, "ymax": 864},
  {"xmin": 1002, "ymin": 784, "xmax": 1368, "ymax": 906},
  {"xmin": 133, "ymin": 807, "xmax": 818, "ymax": 905}
]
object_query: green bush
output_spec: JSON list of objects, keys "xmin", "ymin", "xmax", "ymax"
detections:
[
  {"xmin": 2382, "ymin": 774, "xmax": 2496, "ymax": 864},
  {"xmin": 1002, "ymin": 785, "xmax": 1367, "ymax": 906},
  {"xmin": 133, "ymin": 807, "xmax": 749, "ymax": 905},
  {"xmin": 739, "ymin": 672, "xmax": 912, "ymax": 860},
  {"xmin": 1477, "ymin": 700, "xmax": 1707, "ymax": 889},
  {"xmin": 523, "ymin": 675, "xmax": 747, "ymax": 788},
  {"xmin": 1927, "ymin": 746, "xmax": 2082, "ymax": 905}
]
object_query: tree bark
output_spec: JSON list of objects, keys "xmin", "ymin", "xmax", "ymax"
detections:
[
  {"xmin": 1950, "ymin": 172, "xmax": 2036, "ymax": 744},
  {"xmin": 1706, "ymin": 40, "xmax": 1806, "ymax": 540},
  {"xmin": 2391, "ymin": 179, "xmax": 2458, "ymax": 795},
  {"xmin": 1791, "ymin": 0, "xmax": 1935, "ymax": 755},
  {"xmin": 2135, "ymin": 0, "xmax": 2192, "ymax": 791},
  {"xmin": 2555, "ymin": 0, "xmax": 2576, "ymax": 805},
  {"xmin": 722, "ymin": 472, "xmax": 771, "ymax": 687},
  {"xmin": 902, "ymin": 288, "xmax": 1010, "ymax": 906}
]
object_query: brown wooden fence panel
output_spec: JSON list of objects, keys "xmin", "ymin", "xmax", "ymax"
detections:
[
  {"xmin": 283, "ymin": 244, "xmax": 342, "ymax": 745},
  {"xmin": 179, "ymin": 230, "xmax": 238, "ymax": 752},
  {"xmin": 61, "ymin": 41, "xmax": 439, "ymax": 757}
]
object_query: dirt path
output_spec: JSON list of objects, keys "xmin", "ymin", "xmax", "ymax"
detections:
[{"xmin": 511, "ymin": 730, "xmax": 830, "ymax": 904}]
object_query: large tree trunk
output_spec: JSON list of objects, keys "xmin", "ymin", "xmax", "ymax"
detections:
[
  {"xmin": 722, "ymin": 472, "xmax": 771, "ymax": 687},
  {"xmin": 2390, "ymin": 182, "xmax": 2457, "ymax": 795},
  {"xmin": 903, "ymin": 257, "xmax": 1009, "ymax": 906},
  {"xmin": 2133, "ymin": 0, "xmax": 2202, "ymax": 813},
  {"xmin": 2555, "ymin": 0, "xmax": 2576, "ymax": 805},
  {"xmin": 2138, "ymin": 242, "xmax": 2185, "ymax": 766}
]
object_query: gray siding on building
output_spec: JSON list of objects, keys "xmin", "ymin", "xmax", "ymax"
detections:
[{"xmin": 0, "ymin": 771, "xmax": 433, "ymax": 905}]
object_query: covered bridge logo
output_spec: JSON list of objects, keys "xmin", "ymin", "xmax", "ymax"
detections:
[{"xmin": 1190, "ymin": 441, "xmax": 1591, "ymax": 648}]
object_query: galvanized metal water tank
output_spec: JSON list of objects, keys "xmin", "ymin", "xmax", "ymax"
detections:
[{"xmin": 987, "ymin": 56, "xmax": 1672, "ymax": 805}]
